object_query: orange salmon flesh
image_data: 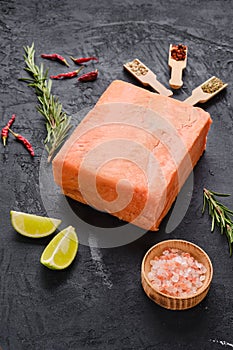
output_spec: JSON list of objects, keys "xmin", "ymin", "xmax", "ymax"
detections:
[{"xmin": 52, "ymin": 80, "xmax": 212, "ymax": 231}]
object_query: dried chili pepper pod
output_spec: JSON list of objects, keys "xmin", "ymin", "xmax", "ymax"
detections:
[
  {"xmin": 70, "ymin": 56, "xmax": 98, "ymax": 64},
  {"xmin": 41, "ymin": 53, "xmax": 69, "ymax": 67},
  {"xmin": 1, "ymin": 114, "xmax": 16, "ymax": 146},
  {"xmin": 78, "ymin": 69, "xmax": 98, "ymax": 82},
  {"xmin": 50, "ymin": 66, "xmax": 84, "ymax": 80},
  {"xmin": 9, "ymin": 128, "xmax": 35, "ymax": 156}
]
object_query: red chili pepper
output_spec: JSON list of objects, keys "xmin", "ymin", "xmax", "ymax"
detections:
[
  {"xmin": 70, "ymin": 56, "xmax": 98, "ymax": 64},
  {"xmin": 41, "ymin": 53, "xmax": 69, "ymax": 67},
  {"xmin": 78, "ymin": 69, "xmax": 98, "ymax": 82},
  {"xmin": 9, "ymin": 128, "xmax": 35, "ymax": 156},
  {"xmin": 50, "ymin": 66, "xmax": 83, "ymax": 80},
  {"xmin": 1, "ymin": 114, "xmax": 16, "ymax": 146}
]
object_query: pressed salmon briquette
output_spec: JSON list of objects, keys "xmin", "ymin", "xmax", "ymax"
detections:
[{"xmin": 52, "ymin": 80, "xmax": 212, "ymax": 231}]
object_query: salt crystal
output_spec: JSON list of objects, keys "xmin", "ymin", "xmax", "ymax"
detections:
[
  {"xmin": 173, "ymin": 256, "xmax": 180, "ymax": 262},
  {"xmin": 171, "ymin": 248, "xmax": 179, "ymax": 253},
  {"xmin": 201, "ymin": 265, "xmax": 207, "ymax": 273},
  {"xmin": 152, "ymin": 277, "xmax": 162, "ymax": 287},
  {"xmin": 188, "ymin": 257, "xmax": 194, "ymax": 265},
  {"xmin": 191, "ymin": 287, "xmax": 197, "ymax": 294},
  {"xmin": 196, "ymin": 280, "xmax": 203, "ymax": 288},
  {"xmin": 195, "ymin": 261, "xmax": 203, "ymax": 269},
  {"xmin": 171, "ymin": 273, "xmax": 179, "ymax": 283},
  {"xmin": 163, "ymin": 250, "xmax": 170, "ymax": 255},
  {"xmin": 150, "ymin": 259, "xmax": 159, "ymax": 266},
  {"xmin": 148, "ymin": 272, "xmax": 154, "ymax": 281}
]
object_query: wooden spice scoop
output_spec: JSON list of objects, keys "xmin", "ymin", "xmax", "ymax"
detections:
[
  {"xmin": 184, "ymin": 76, "xmax": 228, "ymax": 106},
  {"xmin": 168, "ymin": 44, "xmax": 188, "ymax": 89},
  {"xmin": 124, "ymin": 58, "xmax": 173, "ymax": 97}
]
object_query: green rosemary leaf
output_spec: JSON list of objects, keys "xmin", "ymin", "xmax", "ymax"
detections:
[
  {"xmin": 18, "ymin": 77, "xmax": 34, "ymax": 83},
  {"xmin": 226, "ymin": 226, "xmax": 233, "ymax": 256},
  {"xmin": 208, "ymin": 202, "xmax": 213, "ymax": 216},
  {"xmin": 47, "ymin": 79, "xmax": 52, "ymax": 94},
  {"xmin": 37, "ymin": 96, "xmax": 44, "ymax": 106},
  {"xmin": 225, "ymin": 219, "xmax": 233, "ymax": 231},
  {"xmin": 40, "ymin": 63, "xmax": 44, "ymax": 76},
  {"xmin": 20, "ymin": 43, "xmax": 72, "ymax": 162},
  {"xmin": 213, "ymin": 209, "xmax": 220, "ymax": 223},
  {"xmin": 220, "ymin": 213, "xmax": 226, "ymax": 227},
  {"xmin": 28, "ymin": 83, "xmax": 38, "ymax": 88},
  {"xmin": 221, "ymin": 205, "xmax": 233, "ymax": 216},
  {"xmin": 210, "ymin": 190, "xmax": 231, "ymax": 197},
  {"xmin": 202, "ymin": 194, "xmax": 207, "ymax": 214},
  {"xmin": 229, "ymin": 231, "xmax": 233, "ymax": 244},
  {"xmin": 211, "ymin": 215, "xmax": 215, "ymax": 232},
  {"xmin": 45, "ymin": 144, "xmax": 49, "ymax": 153}
]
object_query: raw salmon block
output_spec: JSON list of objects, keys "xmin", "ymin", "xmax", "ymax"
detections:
[{"xmin": 53, "ymin": 80, "xmax": 212, "ymax": 231}]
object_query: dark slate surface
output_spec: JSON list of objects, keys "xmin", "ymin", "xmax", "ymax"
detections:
[{"xmin": 1, "ymin": 0, "xmax": 233, "ymax": 349}]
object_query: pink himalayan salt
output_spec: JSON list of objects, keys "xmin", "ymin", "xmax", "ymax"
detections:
[{"xmin": 147, "ymin": 248, "xmax": 207, "ymax": 297}]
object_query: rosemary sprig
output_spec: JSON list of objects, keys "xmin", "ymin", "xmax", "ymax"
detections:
[
  {"xmin": 202, "ymin": 188, "xmax": 233, "ymax": 255},
  {"xmin": 20, "ymin": 43, "xmax": 72, "ymax": 162}
]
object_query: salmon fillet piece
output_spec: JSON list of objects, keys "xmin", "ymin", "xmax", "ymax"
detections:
[{"xmin": 52, "ymin": 80, "xmax": 212, "ymax": 231}]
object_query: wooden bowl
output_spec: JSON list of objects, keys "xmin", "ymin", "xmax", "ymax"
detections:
[{"xmin": 141, "ymin": 239, "xmax": 213, "ymax": 310}]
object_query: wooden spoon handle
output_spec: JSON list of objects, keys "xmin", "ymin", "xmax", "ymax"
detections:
[
  {"xmin": 169, "ymin": 67, "xmax": 183, "ymax": 89},
  {"xmin": 183, "ymin": 93, "xmax": 200, "ymax": 106},
  {"xmin": 148, "ymin": 78, "xmax": 173, "ymax": 97}
]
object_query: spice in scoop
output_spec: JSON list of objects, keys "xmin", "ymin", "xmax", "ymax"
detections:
[
  {"xmin": 201, "ymin": 76, "xmax": 225, "ymax": 94},
  {"xmin": 171, "ymin": 44, "xmax": 187, "ymax": 61},
  {"xmin": 125, "ymin": 59, "xmax": 149, "ymax": 76},
  {"xmin": 148, "ymin": 248, "xmax": 207, "ymax": 297}
]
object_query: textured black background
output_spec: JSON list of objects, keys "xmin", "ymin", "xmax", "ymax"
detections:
[{"xmin": 1, "ymin": 0, "xmax": 233, "ymax": 349}]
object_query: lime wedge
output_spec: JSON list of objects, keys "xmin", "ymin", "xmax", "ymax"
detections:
[
  {"xmin": 40, "ymin": 226, "xmax": 78, "ymax": 270},
  {"xmin": 10, "ymin": 210, "xmax": 61, "ymax": 238}
]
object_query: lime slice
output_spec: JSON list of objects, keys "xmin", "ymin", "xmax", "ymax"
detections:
[
  {"xmin": 40, "ymin": 226, "xmax": 78, "ymax": 270},
  {"xmin": 10, "ymin": 210, "xmax": 61, "ymax": 238}
]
